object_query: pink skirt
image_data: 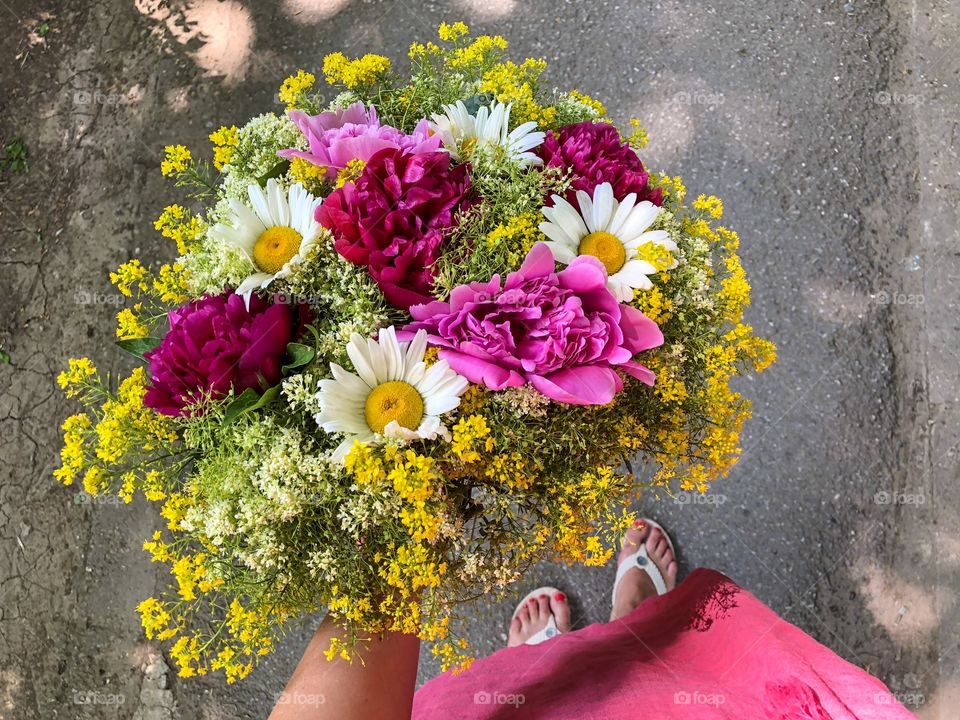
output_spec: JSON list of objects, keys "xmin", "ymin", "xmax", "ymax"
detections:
[{"xmin": 413, "ymin": 569, "xmax": 915, "ymax": 719}]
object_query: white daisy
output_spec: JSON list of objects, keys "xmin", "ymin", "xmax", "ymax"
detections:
[
  {"xmin": 210, "ymin": 178, "xmax": 322, "ymax": 295},
  {"xmin": 539, "ymin": 182, "xmax": 678, "ymax": 301},
  {"xmin": 430, "ymin": 100, "xmax": 545, "ymax": 167},
  {"xmin": 315, "ymin": 327, "xmax": 469, "ymax": 463}
]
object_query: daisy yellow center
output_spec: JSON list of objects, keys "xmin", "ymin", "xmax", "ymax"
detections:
[
  {"xmin": 579, "ymin": 231, "xmax": 626, "ymax": 274},
  {"xmin": 365, "ymin": 381, "xmax": 424, "ymax": 434},
  {"xmin": 253, "ymin": 226, "xmax": 301, "ymax": 274}
]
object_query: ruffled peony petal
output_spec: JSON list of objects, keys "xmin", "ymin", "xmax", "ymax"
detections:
[
  {"xmin": 559, "ymin": 254, "xmax": 609, "ymax": 293},
  {"xmin": 619, "ymin": 303, "xmax": 665, "ymax": 354},
  {"xmin": 440, "ymin": 349, "xmax": 525, "ymax": 391},
  {"xmin": 143, "ymin": 292, "xmax": 301, "ymax": 416},
  {"xmin": 317, "ymin": 148, "xmax": 471, "ymax": 310},
  {"xmin": 531, "ymin": 366, "xmax": 622, "ymax": 405},
  {"xmin": 537, "ymin": 121, "xmax": 663, "ymax": 207},
  {"xmin": 621, "ymin": 360, "xmax": 656, "ymax": 386}
]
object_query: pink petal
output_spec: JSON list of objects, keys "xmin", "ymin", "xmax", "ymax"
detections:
[
  {"xmin": 619, "ymin": 304, "xmax": 664, "ymax": 354},
  {"xmin": 531, "ymin": 366, "xmax": 622, "ymax": 405},
  {"xmin": 622, "ymin": 360, "xmax": 656, "ymax": 386},
  {"xmin": 517, "ymin": 242, "xmax": 556, "ymax": 279},
  {"xmin": 559, "ymin": 255, "xmax": 608, "ymax": 293},
  {"xmin": 440, "ymin": 350, "xmax": 525, "ymax": 391}
]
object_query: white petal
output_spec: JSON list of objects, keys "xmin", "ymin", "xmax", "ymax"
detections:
[
  {"xmin": 247, "ymin": 184, "xmax": 272, "ymax": 227},
  {"xmin": 619, "ymin": 258, "xmax": 658, "ymax": 279},
  {"xmin": 404, "ymin": 329, "xmax": 428, "ymax": 367},
  {"xmin": 346, "ymin": 333, "xmax": 379, "ymax": 388},
  {"xmin": 543, "ymin": 241, "xmax": 578, "ymax": 265},
  {"xmin": 606, "ymin": 193, "xmax": 637, "ymax": 236},
  {"xmin": 591, "ymin": 183, "xmax": 614, "ymax": 232},
  {"xmin": 424, "ymin": 392, "xmax": 461, "ymax": 416},
  {"xmin": 576, "ymin": 190, "xmax": 596, "ymax": 232},
  {"xmin": 539, "ymin": 221, "xmax": 580, "ymax": 249},
  {"xmin": 618, "ymin": 201, "xmax": 661, "ymax": 240},
  {"xmin": 377, "ymin": 326, "xmax": 404, "ymax": 382},
  {"xmin": 237, "ymin": 273, "xmax": 273, "ymax": 294},
  {"xmin": 606, "ymin": 276, "xmax": 636, "ymax": 302}
]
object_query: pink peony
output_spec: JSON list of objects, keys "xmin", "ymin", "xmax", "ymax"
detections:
[
  {"xmin": 317, "ymin": 148, "xmax": 472, "ymax": 310},
  {"xmin": 144, "ymin": 292, "xmax": 300, "ymax": 416},
  {"xmin": 537, "ymin": 121, "xmax": 663, "ymax": 206},
  {"xmin": 279, "ymin": 102, "xmax": 441, "ymax": 180},
  {"xmin": 400, "ymin": 243, "xmax": 663, "ymax": 405}
]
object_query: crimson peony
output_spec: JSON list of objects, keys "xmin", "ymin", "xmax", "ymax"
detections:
[
  {"xmin": 316, "ymin": 148, "xmax": 471, "ymax": 310},
  {"xmin": 537, "ymin": 121, "xmax": 662, "ymax": 206},
  {"xmin": 144, "ymin": 292, "xmax": 299, "ymax": 416}
]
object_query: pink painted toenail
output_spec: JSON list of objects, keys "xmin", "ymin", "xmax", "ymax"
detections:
[{"xmin": 554, "ymin": 592, "xmax": 566, "ymax": 602}]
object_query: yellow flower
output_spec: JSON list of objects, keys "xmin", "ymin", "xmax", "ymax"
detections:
[
  {"xmin": 160, "ymin": 144, "xmax": 191, "ymax": 177},
  {"xmin": 289, "ymin": 156, "xmax": 327, "ymax": 194},
  {"xmin": 57, "ymin": 357, "xmax": 97, "ymax": 396},
  {"xmin": 323, "ymin": 52, "xmax": 391, "ymax": 89},
  {"xmin": 480, "ymin": 58, "xmax": 554, "ymax": 127},
  {"xmin": 110, "ymin": 259, "xmax": 148, "ymax": 297},
  {"xmin": 278, "ymin": 70, "xmax": 315, "ymax": 109},
  {"xmin": 626, "ymin": 118, "xmax": 650, "ymax": 149},
  {"xmin": 335, "ymin": 158, "xmax": 366, "ymax": 188},
  {"xmin": 569, "ymin": 90, "xmax": 606, "ymax": 117},
  {"xmin": 633, "ymin": 285, "xmax": 672, "ymax": 325},
  {"xmin": 143, "ymin": 531, "xmax": 172, "ymax": 563},
  {"xmin": 155, "ymin": 205, "xmax": 204, "ymax": 255},
  {"xmin": 137, "ymin": 596, "xmax": 175, "ymax": 639},
  {"xmin": 438, "ymin": 21, "xmax": 469, "ymax": 42},
  {"xmin": 153, "ymin": 263, "xmax": 189, "ymax": 304},
  {"xmin": 693, "ymin": 194, "xmax": 724, "ymax": 220},
  {"xmin": 448, "ymin": 35, "xmax": 508, "ymax": 70},
  {"xmin": 209, "ymin": 125, "xmax": 239, "ymax": 170},
  {"xmin": 116, "ymin": 305, "xmax": 149, "ymax": 340},
  {"xmin": 486, "ymin": 213, "xmax": 544, "ymax": 265},
  {"xmin": 450, "ymin": 415, "xmax": 493, "ymax": 463},
  {"xmin": 54, "ymin": 413, "xmax": 92, "ymax": 486},
  {"xmin": 160, "ymin": 492, "xmax": 193, "ymax": 531}
]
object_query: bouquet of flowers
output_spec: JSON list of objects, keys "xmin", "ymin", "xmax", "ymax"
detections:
[{"xmin": 55, "ymin": 22, "xmax": 775, "ymax": 681}]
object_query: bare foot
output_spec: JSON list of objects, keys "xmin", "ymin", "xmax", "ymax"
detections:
[
  {"xmin": 507, "ymin": 590, "xmax": 572, "ymax": 647},
  {"xmin": 610, "ymin": 521, "xmax": 678, "ymax": 621}
]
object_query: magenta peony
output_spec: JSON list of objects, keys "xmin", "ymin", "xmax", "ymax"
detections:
[
  {"xmin": 400, "ymin": 243, "xmax": 664, "ymax": 405},
  {"xmin": 317, "ymin": 147, "xmax": 472, "ymax": 310},
  {"xmin": 279, "ymin": 102, "xmax": 441, "ymax": 180},
  {"xmin": 143, "ymin": 292, "xmax": 298, "ymax": 416},
  {"xmin": 537, "ymin": 121, "xmax": 662, "ymax": 206}
]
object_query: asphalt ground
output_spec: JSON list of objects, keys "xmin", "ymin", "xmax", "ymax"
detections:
[{"xmin": 1, "ymin": 1, "xmax": 956, "ymax": 717}]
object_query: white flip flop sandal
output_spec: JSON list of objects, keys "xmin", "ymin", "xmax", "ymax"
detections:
[
  {"xmin": 511, "ymin": 586, "xmax": 564, "ymax": 645},
  {"xmin": 612, "ymin": 518, "xmax": 676, "ymax": 604}
]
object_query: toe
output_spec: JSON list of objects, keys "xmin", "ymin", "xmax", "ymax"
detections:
[
  {"xmin": 536, "ymin": 593, "xmax": 551, "ymax": 619},
  {"xmin": 526, "ymin": 598, "xmax": 540, "ymax": 622},
  {"xmin": 550, "ymin": 592, "xmax": 571, "ymax": 632},
  {"xmin": 518, "ymin": 604, "xmax": 532, "ymax": 626},
  {"xmin": 646, "ymin": 527, "xmax": 660, "ymax": 553},
  {"xmin": 620, "ymin": 521, "xmax": 650, "ymax": 557},
  {"xmin": 666, "ymin": 560, "xmax": 678, "ymax": 590},
  {"xmin": 654, "ymin": 537, "xmax": 668, "ymax": 559}
]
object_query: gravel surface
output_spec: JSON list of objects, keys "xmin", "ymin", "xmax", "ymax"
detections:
[{"xmin": 1, "ymin": 1, "xmax": 956, "ymax": 717}]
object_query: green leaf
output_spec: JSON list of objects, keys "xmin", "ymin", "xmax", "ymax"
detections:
[
  {"xmin": 282, "ymin": 342, "xmax": 315, "ymax": 374},
  {"xmin": 223, "ymin": 385, "xmax": 281, "ymax": 425},
  {"xmin": 0, "ymin": 349, "xmax": 10, "ymax": 365},
  {"xmin": 116, "ymin": 337, "xmax": 162, "ymax": 361},
  {"xmin": 258, "ymin": 159, "xmax": 290, "ymax": 185}
]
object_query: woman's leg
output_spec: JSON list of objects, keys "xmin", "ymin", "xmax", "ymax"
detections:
[
  {"xmin": 610, "ymin": 521, "xmax": 679, "ymax": 621},
  {"xmin": 269, "ymin": 616, "xmax": 420, "ymax": 720}
]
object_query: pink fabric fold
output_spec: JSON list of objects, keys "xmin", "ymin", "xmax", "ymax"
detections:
[{"xmin": 413, "ymin": 569, "xmax": 916, "ymax": 720}]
